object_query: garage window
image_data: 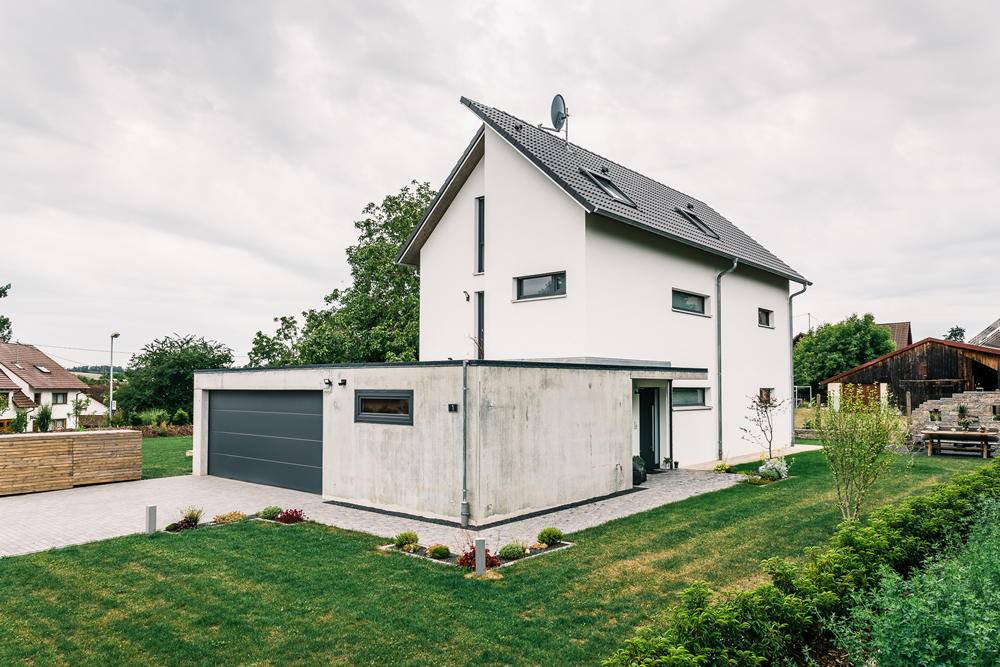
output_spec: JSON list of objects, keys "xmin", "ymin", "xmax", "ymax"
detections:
[{"xmin": 355, "ymin": 390, "xmax": 414, "ymax": 425}]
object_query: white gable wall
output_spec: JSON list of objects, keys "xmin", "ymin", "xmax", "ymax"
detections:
[{"xmin": 419, "ymin": 126, "xmax": 588, "ymax": 361}]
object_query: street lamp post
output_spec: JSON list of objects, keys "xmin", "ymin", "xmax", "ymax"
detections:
[{"xmin": 109, "ymin": 333, "xmax": 120, "ymax": 420}]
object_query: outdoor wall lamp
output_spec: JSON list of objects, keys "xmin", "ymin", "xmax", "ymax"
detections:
[
  {"xmin": 463, "ymin": 291, "xmax": 470, "ymax": 301},
  {"xmin": 338, "ymin": 379, "xmax": 347, "ymax": 386},
  {"xmin": 324, "ymin": 379, "xmax": 333, "ymax": 387}
]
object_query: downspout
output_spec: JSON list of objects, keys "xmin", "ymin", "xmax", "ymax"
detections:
[
  {"xmin": 788, "ymin": 282, "xmax": 808, "ymax": 446},
  {"xmin": 461, "ymin": 360, "xmax": 470, "ymax": 528},
  {"xmin": 716, "ymin": 258, "xmax": 738, "ymax": 461}
]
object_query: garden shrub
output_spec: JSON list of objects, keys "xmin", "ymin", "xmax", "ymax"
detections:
[
  {"xmin": 214, "ymin": 511, "xmax": 248, "ymax": 524},
  {"xmin": 831, "ymin": 501, "xmax": 1000, "ymax": 666},
  {"xmin": 632, "ymin": 455, "xmax": 645, "ymax": 471},
  {"xmin": 498, "ymin": 542, "xmax": 527, "ymax": 560},
  {"xmin": 138, "ymin": 408, "xmax": 171, "ymax": 426},
  {"xmin": 172, "ymin": 408, "xmax": 190, "ymax": 426},
  {"xmin": 393, "ymin": 531, "xmax": 419, "ymax": 548},
  {"xmin": 603, "ymin": 460, "xmax": 1000, "ymax": 666},
  {"xmin": 759, "ymin": 457, "xmax": 790, "ymax": 479},
  {"xmin": 759, "ymin": 468, "xmax": 780, "ymax": 481},
  {"xmin": 537, "ymin": 527, "xmax": 563, "ymax": 546},
  {"xmin": 456, "ymin": 546, "xmax": 500, "ymax": 570},
  {"xmin": 9, "ymin": 409, "xmax": 27, "ymax": 433},
  {"xmin": 427, "ymin": 543, "xmax": 450, "ymax": 559},
  {"xmin": 129, "ymin": 413, "xmax": 143, "ymax": 427},
  {"xmin": 179, "ymin": 505, "xmax": 204, "ymax": 524},
  {"xmin": 35, "ymin": 403, "xmax": 52, "ymax": 432},
  {"xmin": 276, "ymin": 509, "xmax": 307, "ymax": 524},
  {"xmin": 164, "ymin": 523, "xmax": 177, "ymax": 532},
  {"xmin": 258, "ymin": 506, "xmax": 282, "ymax": 520}
]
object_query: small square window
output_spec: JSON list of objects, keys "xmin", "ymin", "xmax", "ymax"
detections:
[
  {"xmin": 672, "ymin": 290, "xmax": 706, "ymax": 315},
  {"xmin": 354, "ymin": 390, "xmax": 414, "ymax": 425},
  {"xmin": 54, "ymin": 419, "xmax": 66, "ymax": 430},
  {"xmin": 53, "ymin": 393, "xmax": 67, "ymax": 405},
  {"xmin": 758, "ymin": 309, "xmax": 773, "ymax": 327},
  {"xmin": 759, "ymin": 388, "xmax": 774, "ymax": 402},
  {"xmin": 673, "ymin": 388, "xmax": 706, "ymax": 406},
  {"xmin": 516, "ymin": 272, "xmax": 566, "ymax": 300}
]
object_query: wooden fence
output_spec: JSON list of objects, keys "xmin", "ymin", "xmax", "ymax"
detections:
[{"xmin": 0, "ymin": 430, "xmax": 142, "ymax": 496}]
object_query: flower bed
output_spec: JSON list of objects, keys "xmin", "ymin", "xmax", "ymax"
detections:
[{"xmin": 380, "ymin": 540, "xmax": 574, "ymax": 567}]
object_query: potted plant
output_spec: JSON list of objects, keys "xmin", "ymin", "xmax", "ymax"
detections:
[{"xmin": 632, "ymin": 456, "xmax": 647, "ymax": 485}]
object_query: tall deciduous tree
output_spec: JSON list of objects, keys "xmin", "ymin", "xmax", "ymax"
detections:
[
  {"xmin": 114, "ymin": 334, "xmax": 233, "ymax": 416},
  {"xmin": 249, "ymin": 181, "xmax": 434, "ymax": 366},
  {"xmin": 793, "ymin": 313, "xmax": 896, "ymax": 390},
  {"xmin": 0, "ymin": 283, "xmax": 12, "ymax": 342},
  {"xmin": 943, "ymin": 326, "xmax": 965, "ymax": 342}
]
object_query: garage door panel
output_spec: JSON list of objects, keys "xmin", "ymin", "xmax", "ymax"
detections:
[
  {"xmin": 208, "ymin": 390, "xmax": 323, "ymax": 494},
  {"xmin": 209, "ymin": 410, "xmax": 323, "ymax": 441},
  {"xmin": 208, "ymin": 453, "xmax": 322, "ymax": 495},
  {"xmin": 209, "ymin": 431, "xmax": 322, "ymax": 467},
  {"xmin": 210, "ymin": 390, "xmax": 323, "ymax": 415}
]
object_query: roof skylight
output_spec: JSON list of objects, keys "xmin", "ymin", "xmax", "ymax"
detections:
[
  {"xmin": 34, "ymin": 365, "xmax": 51, "ymax": 373},
  {"xmin": 675, "ymin": 207, "xmax": 719, "ymax": 239},
  {"xmin": 582, "ymin": 169, "xmax": 636, "ymax": 207}
]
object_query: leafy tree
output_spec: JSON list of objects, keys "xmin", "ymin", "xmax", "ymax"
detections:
[
  {"xmin": 793, "ymin": 313, "xmax": 896, "ymax": 390},
  {"xmin": 944, "ymin": 326, "xmax": 965, "ymax": 342},
  {"xmin": 35, "ymin": 403, "xmax": 52, "ymax": 432},
  {"xmin": 9, "ymin": 409, "xmax": 27, "ymax": 433},
  {"xmin": 70, "ymin": 395, "xmax": 90, "ymax": 428},
  {"xmin": 249, "ymin": 181, "xmax": 434, "ymax": 366},
  {"xmin": 114, "ymin": 334, "xmax": 233, "ymax": 417},
  {"xmin": 816, "ymin": 387, "xmax": 906, "ymax": 519},
  {"xmin": 0, "ymin": 283, "xmax": 11, "ymax": 342}
]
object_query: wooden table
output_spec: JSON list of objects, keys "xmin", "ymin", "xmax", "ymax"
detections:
[{"xmin": 923, "ymin": 429, "xmax": 998, "ymax": 459}]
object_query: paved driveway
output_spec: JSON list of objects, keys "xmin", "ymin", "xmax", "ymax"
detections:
[{"xmin": 0, "ymin": 471, "xmax": 740, "ymax": 558}]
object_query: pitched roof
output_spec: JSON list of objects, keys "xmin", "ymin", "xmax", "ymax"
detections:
[
  {"xmin": 970, "ymin": 317, "xmax": 1000, "ymax": 349},
  {"xmin": 398, "ymin": 97, "xmax": 808, "ymax": 285},
  {"xmin": 0, "ymin": 372, "xmax": 18, "ymax": 391},
  {"xmin": 0, "ymin": 343, "xmax": 89, "ymax": 390},
  {"xmin": 10, "ymin": 389, "xmax": 35, "ymax": 409},
  {"xmin": 877, "ymin": 322, "xmax": 913, "ymax": 350},
  {"xmin": 820, "ymin": 337, "xmax": 1000, "ymax": 384}
]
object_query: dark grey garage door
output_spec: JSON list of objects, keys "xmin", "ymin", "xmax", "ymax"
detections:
[{"xmin": 208, "ymin": 390, "xmax": 323, "ymax": 494}]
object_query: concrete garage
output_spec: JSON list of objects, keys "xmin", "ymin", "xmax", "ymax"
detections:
[{"xmin": 193, "ymin": 360, "xmax": 706, "ymax": 526}]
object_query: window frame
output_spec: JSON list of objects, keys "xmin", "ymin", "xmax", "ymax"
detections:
[
  {"xmin": 671, "ymin": 289, "xmax": 708, "ymax": 316},
  {"xmin": 52, "ymin": 393, "xmax": 67, "ymax": 405},
  {"xmin": 758, "ymin": 308, "xmax": 774, "ymax": 328},
  {"xmin": 515, "ymin": 271, "xmax": 567, "ymax": 301},
  {"xmin": 581, "ymin": 169, "xmax": 637, "ymax": 207},
  {"xmin": 672, "ymin": 388, "xmax": 707, "ymax": 407},
  {"xmin": 354, "ymin": 389, "xmax": 414, "ymax": 426},
  {"xmin": 475, "ymin": 196, "xmax": 485, "ymax": 274},
  {"xmin": 674, "ymin": 207, "xmax": 719, "ymax": 239},
  {"xmin": 53, "ymin": 419, "xmax": 66, "ymax": 430}
]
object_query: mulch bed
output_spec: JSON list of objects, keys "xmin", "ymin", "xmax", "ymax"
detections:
[{"xmin": 379, "ymin": 541, "xmax": 574, "ymax": 568}]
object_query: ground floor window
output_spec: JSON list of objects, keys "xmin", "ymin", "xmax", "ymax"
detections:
[
  {"xmin": 0, "ymin": 419, "xmax": 9, "ymax": 432},
  {"xmin": 672, "ymin": 388, "xmax": 706, "ymax": 406},
  {"xmin": 354, "ymin": 390, "xmax": 414, "ymax": 425},
  {"xmin": 53, "ymin": 419, "xmax": 66, "ymax": 430}
]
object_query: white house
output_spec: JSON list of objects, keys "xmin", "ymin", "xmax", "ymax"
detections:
[
  {"xmin": 0, "ymin": 342, "xmax": 106, "ymax": 431},
  {"xmin": 192, "ymin": 97, "xmax": 809, "ymax": 526}
]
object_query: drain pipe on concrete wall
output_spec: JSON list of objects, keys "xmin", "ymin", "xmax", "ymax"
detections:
[
  {"xmin": 716, "ymin": 258, "xmax": 738, "ymax": 461},
  {"xmin": 788, "ymin": 282, "xmax": 808, "ymax": 446},
  {"xmin": 461, "ymin": 360, "xmax": 470, "ymax": 528}
]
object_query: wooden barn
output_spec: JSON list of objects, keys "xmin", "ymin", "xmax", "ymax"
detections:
[{"xmin": 821, "ymin": 338, "xmax": 1000, "ymax": 411}]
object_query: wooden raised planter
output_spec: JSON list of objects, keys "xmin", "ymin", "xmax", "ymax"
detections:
[{"xmin": 0, "ymin": 430, "xmax": 142, "ymax": 496}]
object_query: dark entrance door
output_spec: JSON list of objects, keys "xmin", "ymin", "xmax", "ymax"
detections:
[
  {"xmin": 638, "ymin": 387, "xmax": 658, "ymax": 471},
  {"xmin": 208, "ymin": 390, "xmax": 323, "ymax": 494}
]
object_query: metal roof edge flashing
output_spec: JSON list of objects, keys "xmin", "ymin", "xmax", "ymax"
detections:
[{"xmin": 195, "ymin": 359, "xmax": 707, "ymax": 374}]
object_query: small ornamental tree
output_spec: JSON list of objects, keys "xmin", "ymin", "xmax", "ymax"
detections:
[
  {"xmin": 816, "ymin": 385, "xmax": 906, "ymax": 519},
  {"xmin": 70, "ymin": 395, "xmax": 90, "ymax": 428},
  {"xmin": 35, "ymin": 403, "xmax": 52, "ymax": 432},
  {"xmin": 740, "ymin": 391, "xmax": 790, "ymax": 460}
]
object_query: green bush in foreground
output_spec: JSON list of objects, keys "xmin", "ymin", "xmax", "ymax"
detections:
[
  {"xmin": 498, "ymin": 543, "xmax": 526, "ymax": 560},
  {"xmin": 832, "ymin": 501, "xmax": 1000, "ymax": 667},
  {"xmin": 603, "ymin": 459, "xmax": 1000, "ymax": 666},
  {"xmin": 258, "ymin": 506, "xmax": 282, "ymax": 520},
  {"xmin": 537, "ymin": 527, "xmax": 562, "ymax": 546},
  {"xmin": 393, "ymin": 531, "xmax": 418, "ymax": 548}
]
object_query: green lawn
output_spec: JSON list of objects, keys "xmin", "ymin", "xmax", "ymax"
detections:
[
  {"xmin": 141, "ymin": 436, "xmax": 193, "ymax": 479},
  {"xmin": 1, "ymin": 451, "xmax": 990, "ymax": 666}
]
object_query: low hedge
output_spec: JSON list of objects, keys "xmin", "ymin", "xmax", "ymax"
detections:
[{"xmin": 603, "ymin": 460, "xmax": 1000, "ymax": 666}]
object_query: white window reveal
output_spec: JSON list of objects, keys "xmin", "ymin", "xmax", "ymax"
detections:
[
  {"xmin": 354, "ymin": 390, "xmax": 414, "ymax": 425},
  {"xmin": 672, "ymin": 388, "xmax": 706, "ymax": 407},
  {"xmin": 516, "ymin": 272, "xmax": 566, "ymax": 300},
  {"xmin": 672, "ymin": 289, "xmax": 706, "ymax": 315},
  {"xmin": 758, "ymin": 308, "xmax": 773, "ymax": 327}
]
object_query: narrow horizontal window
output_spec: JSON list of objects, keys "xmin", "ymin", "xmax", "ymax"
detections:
[
  {"xmin": 672, "ymin": 388, "xmax": 706, "ymax": 406},
  {"xmin": 354, "ymin": 390, "xmax": 414, "ymax": 425},
  {"xmin": 517, "ymin": 272, "xmax": 566, "ymax": 300},
  {"xmin": 581, "ymin": 169, "xmax": 637, "ymax": 207},
  {"xmin": 672, "ymin": 289, "xmax": 706, "ymax": 315},
  {"xmin": 758, "ymin": 308, "xmax": 773, "ymax": 327},
  {"xmin": 34, "ymin": 365, "xmax": 51, "ymax": 373}
]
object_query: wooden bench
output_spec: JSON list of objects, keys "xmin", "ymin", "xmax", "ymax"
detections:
[{"xmin": 923, "ymin": 429, "xmax": 998, "ymax": 459}]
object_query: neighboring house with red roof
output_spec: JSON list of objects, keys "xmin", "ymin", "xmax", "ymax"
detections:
[
  {"xmin": 876, "ymin": 321, "xmax": 912, "ymax": 351},
  {"xmin": 820, "ymin": 338, "xmax": 1000, "ymax": 411},
  {"xmin": 0, "ymin": 342, "xmax": 106, "ymax": 431}
]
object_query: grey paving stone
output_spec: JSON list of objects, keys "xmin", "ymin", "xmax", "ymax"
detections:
[{"xmin": 0, "ymin": 471, "xmax": 741, "ymax": 558}]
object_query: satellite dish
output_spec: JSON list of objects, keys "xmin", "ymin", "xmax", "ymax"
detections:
[{"xmin": 551, "ymin": 94, "xmax": 567, "ymax": 131}]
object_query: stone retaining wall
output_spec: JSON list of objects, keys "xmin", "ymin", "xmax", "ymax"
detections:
[
  {"xmin": 913, "ymin": 391, "xmax": 1000, "ymax": 429},
  {"xmin": 0, "ymin": 430, "xmax": 141, "ymax": 496}
]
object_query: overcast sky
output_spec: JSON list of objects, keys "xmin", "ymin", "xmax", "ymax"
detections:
[{"xmin": 3, "ymin": 1, "xmax": 998, "ymax": 368}]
